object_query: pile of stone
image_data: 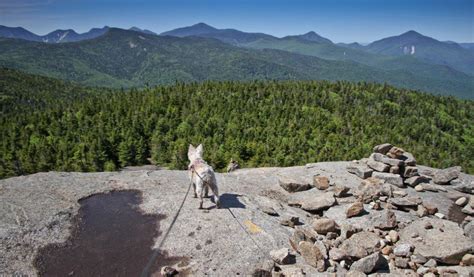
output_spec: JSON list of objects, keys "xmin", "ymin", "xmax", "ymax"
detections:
[{"xmin": 259, "ymin": 143, "xmax": 474, "ymax": 276}]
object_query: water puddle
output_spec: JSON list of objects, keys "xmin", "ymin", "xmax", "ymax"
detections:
[
  {"xmin": 447, "ymin": 203, "xmax": 467, "ymax": 224},
  {"xmin": 34, "ymin": 190, "xmax": 188, "ymax": 276}
]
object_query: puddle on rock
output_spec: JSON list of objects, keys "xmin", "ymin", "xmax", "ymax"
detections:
[
  {"xmin": 447, "ymin": 203, "xmax": 467, "ymax": 224},
  {"xmin": 34, "ymin": 190, "xmax": 188, "ymax": 277}
]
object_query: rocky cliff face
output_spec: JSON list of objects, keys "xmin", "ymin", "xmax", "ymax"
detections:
[{"xmin": 1, "ymin": 145, "xmax": 473, "ymax": 276}]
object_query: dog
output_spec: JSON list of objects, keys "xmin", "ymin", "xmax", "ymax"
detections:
[{"xmin": 187, "ymin": 144, "xmax": 220, "ymax": 209}]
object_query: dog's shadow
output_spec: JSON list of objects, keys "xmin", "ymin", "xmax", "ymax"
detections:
[{"xmin": 207, "ymin": 193, "xmax": 246, "ymax": 209}]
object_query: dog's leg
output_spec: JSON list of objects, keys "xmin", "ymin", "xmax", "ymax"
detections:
[
  {"xmin": 209, "ymin": 182, "xmax": 220, "ymax": 209},
  {"xmin": 204, "ymin": 185, "xmax": 209, "ymax": 198},
  {"xmin": 196, "ymin": 182, "xmax": 204, "ymax": 209},
  {"xmin": 193, "ymin": 182, "xmax": 197, "ymax": 198}
]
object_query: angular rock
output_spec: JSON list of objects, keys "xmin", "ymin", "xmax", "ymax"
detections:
[
  {"xmin": 401, "ymin": 152, "xmax": 417, "ymax": 166},
  {"xmin": 313, "ymin": 176, "xmax": 329, "ymax": 190},
  {"xmin": 404, "ymin": 176, "xmax": 430, "ymax": 187},
  {"xmin": 433, "ymin": 166, "xmax": 461, "ymax": 185},
  {"xmin": 298, "ymin": 241, "xmax": 324, "ymax": 268},
  {"xmin": 329, "ymin": 248, "xmax": 348, "ymax": 261},
  {"xmin": 372, "ymin": 172, "xmax": 404, "ymax": 188},
  {"xmin": 279, "ymin": 176, "xmax": 312, "ymax": 192},
  {"xmin": 461, "ymin": 204, "xmax": 474, "ymax": 215},
  {"xmin": 389, "ymin": 166, "xmax": 400, "ymax": 174},
  {"xmin": 387, "ymin": 146, "xmax": 405, "ymax": 159},
  {"xmin": 340, "ymin": 231, "xmax": 380, "ymax": 259},
  {"xmin": 373, "ymin": 143, "xmax": 393, "ymax": 155},
  {"xmin": 393, "ymin": 243, "xmax": 413, "ymax": 257},
  {"xmin": 288, "ymin": 190, "xmax": 336, "ymax": 212},
  {"xmin": 347, "ymin": 164, "xmax": 373, "ymax": 179},
  {"xmin": 395, "ymin": 257, "xmax": 409, "ymax": 268},
  {"xmin": 312, "ymin": 218, "xmax": 337, "ymax": 235},
  {"xmin": 399, "ymin": 218, "xmax": 474, "ymax": 264},
  {"xmin": 435, "ymin": 212, "xmax": 445, "ymax": 219},
  {"xmin": 270, "ymin": 248, "xmax": 294, "ymax": 265},
  {"xmin": 280, "ymin": 216, "xmax": 299, "ymax": 227},
  {"xmin": 451, "ymin": 179, "xmax": 474, "ymax": 194},
  {"xmin": 340, "ymin": 223, "xmax": 360, "ymax": 239},
  {"xmin": 424, "ymin": 259, "xmax": 437, "ymax": 268},
  {"xmin": 389, "ymin": 198, "xmax": 419, "ymax": 210},
  {"xmin": 372, "ymin": 209, "xmax": 398, "ymax": 230},
  {"xmin": 417, "ymin": 205, "xmax": 428, "ymax": 217},
  {"xmin": 402, "ymin": 166, "xmax": 419, "ymax": 178},
  {"xmin": 393, "ymin": 190, "xmax": 408, "ymax": 197},
  {"xmin": 411, "ymin": 254, "xmax": 428, "ymax": 264},
  {"xmin": 367, "ymin": 159, "xmax": 390, "ymax": 173},
  {"xmin": 289, "ymin": 229, "xmax": 306, "ymax": 251},
  {"xmin": 334, "ymin": 185, "xmax": 350, "ymax": 197},
  {"xmin": 464, "ymin": 221, "xmax": 474, "ymax": 240},
  {"xmin": 370, "ymin": 153, "xmax": 403, "ymax": 167},
  {"xmin": 421, "ymin": 184, "xmax": 439, "ymax": 192},
  {"xmin": 346, "ymin": 202, "xmax": 365, "ymax": 218},
  {"xmin": 355, "ymin": 177, "xmax": 392, "ymax": 203},
  {"xmin": 350, "ymin": 252, "xmax": 388, "ymax": 274},
  {"xmin": 422, "ymin": 203, "xmax": 438, "ymax": 215}
]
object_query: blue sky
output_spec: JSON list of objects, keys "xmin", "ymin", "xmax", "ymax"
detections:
[{"xmin": 1, "ymin": 0, "xmax": 473, "ymax": 43}]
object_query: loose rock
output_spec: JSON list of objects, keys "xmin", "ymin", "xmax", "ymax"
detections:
[
  {"xmin": 373, "ymin": 209, "xmax": 398, "ymax": 230},
  {"xmin": 270, "ymin": 248, "xmax": 294, "ymax": 265},
  {"xmin": 433, "ymin": 166, "xmax": 461, "ymax": 185},
  {"xmin": 313, "ymin": 176, "xmax": 330, "ymax": 190},
  {"xmin": 393, "ymin": 244, "xmax": 413, "ymax": 257},
  {"xmin": 346, "ymin": 202, "xmax": 365, "ymax": 218},
  {"xmin": 367, "ymin": 159, "xmax": 390, "ymax": 173},
  {"xmin": 161, "ymin": 266, "xmax": 179, "ymax": 277},
  {"xmin": 298, "ymin": 241, "xmax": 324, "ymax": 268},
  {"xmin": 405, "ymin": 176, "xmax": 430, "ymax": 187},
  {"xmin": 372, "ymin": 172, "xmax": 404, "ymax": 188},
  {"xmin": 373, "ymin": 143, "xmax": 393, "ymax": 155},
  {"xmin": 279, "ymin": 176, "xmax": 312, "ymax": 192},
  {"xmin": 280, "ymin": 216, "xmax": 299, "ymax": 227},
  {"xmin": 388, "ymin": 230, "xmax": 399, "ymax": 243},
  {"xmin": 340, "ymin": 231, "xmax": 380, "ymax": 259},
  {"xmin": 312, "ymin": 218, "xmax": 337, "ymax": 235},
  {"xmin": 347, "ymin": 164, "xmax": 373, "ymax": 179},
  {"xmin": 461, "ymin": 253, "xmax": 474, "ymax": 266},
  {"xmin": 350, "ymin": 252, "xmax": 388, "ymax": 274}
]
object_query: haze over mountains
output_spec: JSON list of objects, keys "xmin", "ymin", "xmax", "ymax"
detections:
[{"xmin": 0, "ymin": 23, "xmax": 472, "ymax": 98}]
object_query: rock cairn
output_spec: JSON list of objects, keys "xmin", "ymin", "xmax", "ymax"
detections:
[{"xmin": 257, "ymin": 143, "xmax": 474, "ymax": 276}]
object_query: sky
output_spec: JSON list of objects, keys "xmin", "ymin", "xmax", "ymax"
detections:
[{"xmin": 0, "ymin": 0, "xmax": 473, "ymax": 43}]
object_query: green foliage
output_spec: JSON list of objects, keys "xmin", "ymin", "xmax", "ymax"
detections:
[
  {"xmin": 0, "ymin": 69, "xmax": 473, "ymax": 179},
  {"xmin": 0, "ymin": 28, "xmax": 472, "ymax": 99}
]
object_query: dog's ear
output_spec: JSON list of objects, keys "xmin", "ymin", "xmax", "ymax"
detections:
[
  {"xmin": 188, "ymin": 144, "xmax": 196, "ymax": 160},
  {"xmin": 196, "ymin": 144, "xmax": 203, "ymax": 158}
]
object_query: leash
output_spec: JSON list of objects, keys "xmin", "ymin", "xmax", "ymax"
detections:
[{"xmin": 140, "ymin": 176, "xmax": 193, "ymax": 277}]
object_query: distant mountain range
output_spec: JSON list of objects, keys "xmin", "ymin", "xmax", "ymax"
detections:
[
  {"xmin": 0, "ymin": 25, "xmax": 156, "ymax": 43},
  {"xmin": 0, "ymin": 23, "xmax": 472, "ymax": 98}
]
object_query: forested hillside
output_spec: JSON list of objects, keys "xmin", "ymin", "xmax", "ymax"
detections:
[
  {"xmin": 1, "ymin": 69, "xmax": 472, "ymax": 178},
  {"xmin": 0, "ymin": 28, "xmax": 472, "ymax": 98}
]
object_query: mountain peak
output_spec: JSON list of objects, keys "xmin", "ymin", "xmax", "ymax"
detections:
[
  {"xmin": 295, "ymin": 31, "xmax": 332, "ymax": 44},
  {"xmin": 401, "ymin": 30, "xmax": 423, "ymax": 37}
]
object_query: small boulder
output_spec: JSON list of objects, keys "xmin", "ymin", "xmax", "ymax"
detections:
[
  {"xmin": 340, "ymin": 231, "xmax": 380, "ymax": 259},
  {"xmin": 280, "ymin": 216, "xmax": 299, "ymax": 227},
  {"xmin": 270, "ymin": 248, "xmax": 294, "ymax": 265},
  {"xmin": 461, "ymin": 204, "xmax": 474, "ymax": 215},
  {"xmin": 279, "ymin": 176, "xmax": 312, "ymax": 192},
  {"xmin": 424, "ymin": 259, "xmax": 437, "ymax": 268},
  {"xmin": 387, "ymin": 146, "xmax": 405, "ymax": 159},
  {"xmin": 433, "ymin": 166, "xmax": 461, "ymax": 185},
  {"xmin": 373, "ymin": 143, "xmax": 393, "ymax": 155},
  {"xmin": 405, "ymin": 176, "xmax": 430, "ymax": 187},
  {"xmin": 372, "ymin": 172, "xmax": 404, "ymax": 188},
  {"xmin": 388, "ymin": 230, "xmax": 399, "ymax": 243},
  {"xmin": 298, "ymin": 241, "xmax": 324, "ymax": 268},
  {"xmin": 329, "ymin": 248, "xmax": 348, "ymax": 261},
  {"xmin": 402, "ymin": 166, "xmax": 419, "ymax": 178},
  {"xmin": 346, "ymin": 202, "xmax": 365, "ymax": 218},
  {"xmin": 367, "ymin": 159, "xmax": 390, "ymax": 172},
  {"xmin": 313, "ymin": 176, "xmax": 329, "ymax": 190},
  {"xmin": 312, "ymin": 218, "xmax": 337, "ymax": 235},
  {"xmin": 455, "ymin": 197, "xmax": 468, "ymax": 207},
  {"xmin": 350, "ymin": 252, "xmax": 388, "ymax": 274},
  {"xmin": 415, "ymin": 185, "xmax": 424, "ymax": 192},
  {"xmin": 395, "ymin": 257, "xmax": 409, "ymax": 268},
  {"xmin": 334, "ymin": 185, "xmax": 350, "ymax": 197},
  {"xmin": 372, "ymin": 209, "xmax": 398, "ymax": 230},
  {"xmin": 461, "ymin": 253, "xmax": 474, "ymax": 266},
  {"xmin": 393, "ymin": 243, "xmax": 413, "ymax": 257},
  {"xmin": 347, "ymin": 163, "xmax": 373, "ymax": 179}
]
